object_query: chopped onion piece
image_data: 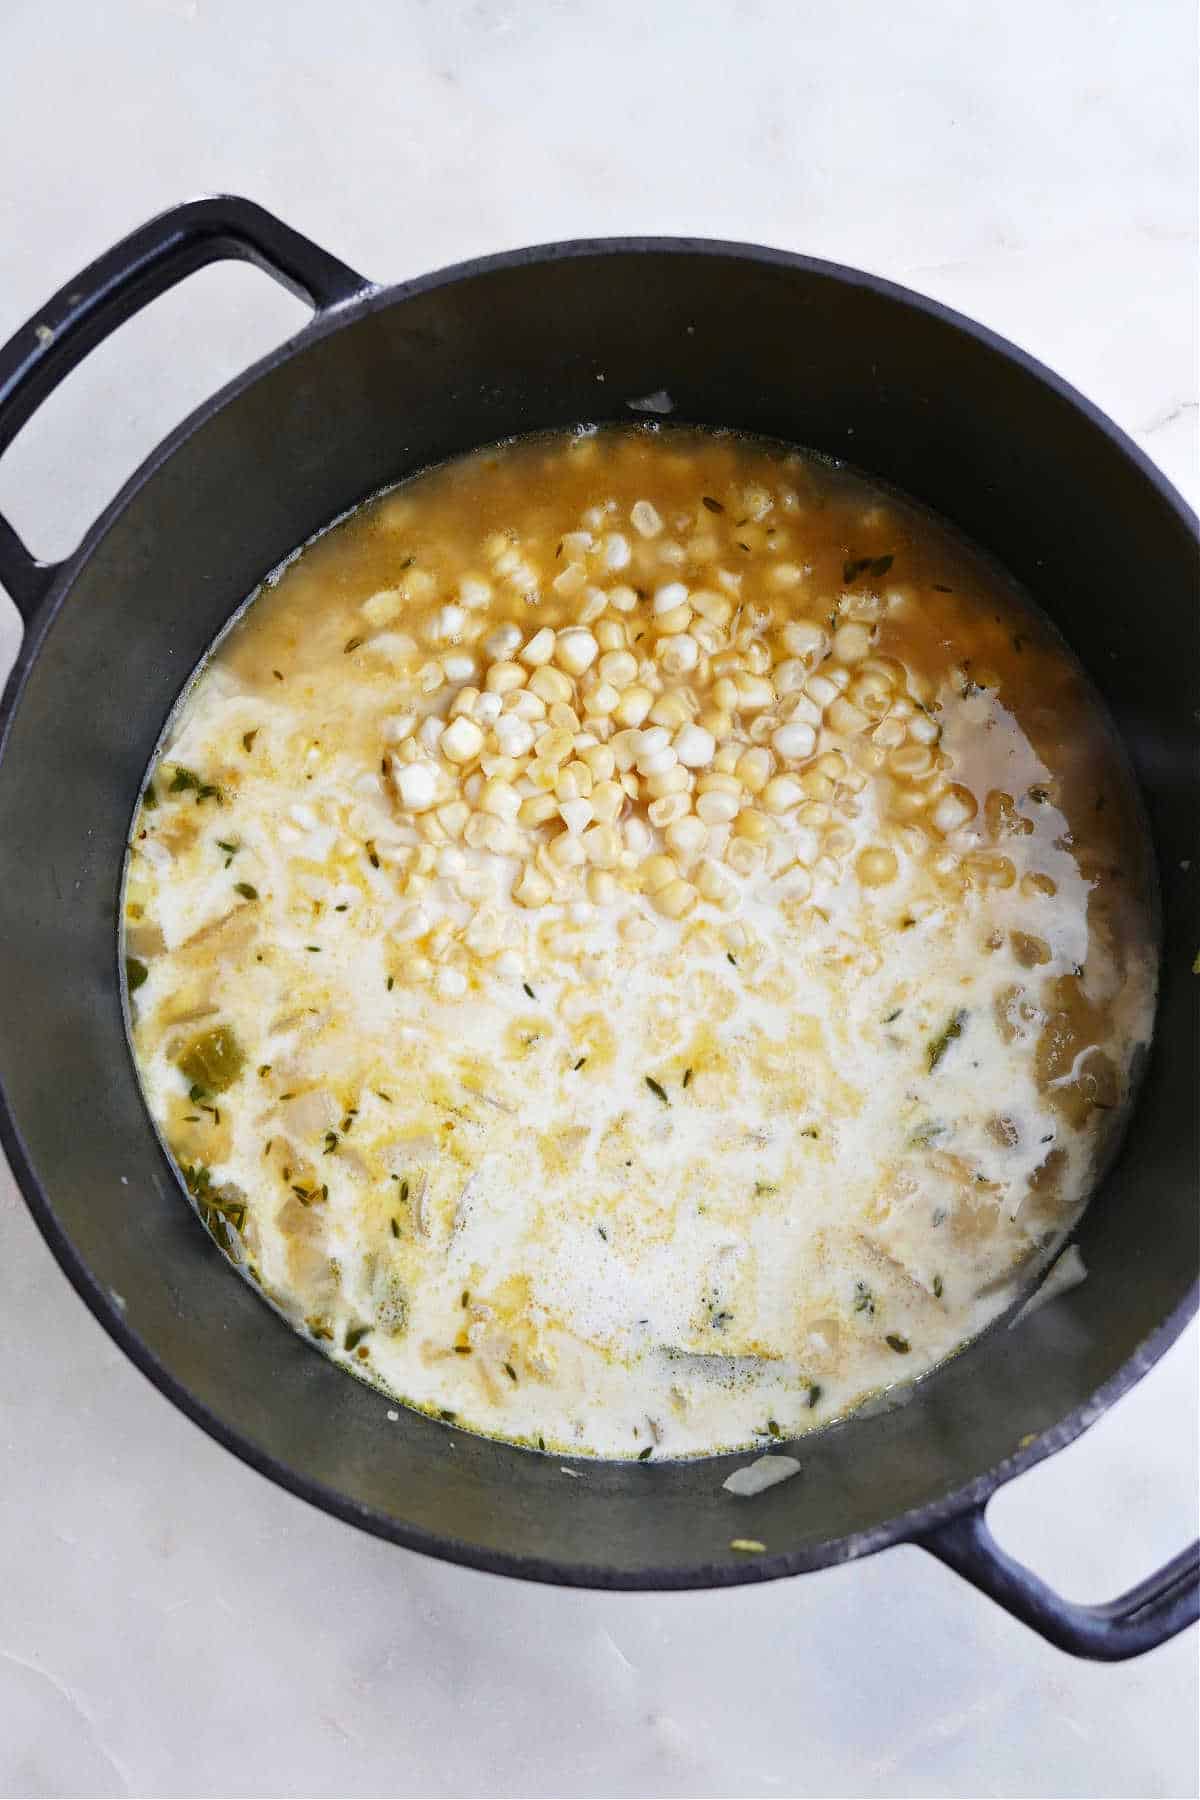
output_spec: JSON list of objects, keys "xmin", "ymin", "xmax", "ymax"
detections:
[{"xmin": 722, "ymin": 1454, "xmax": 801, "ymax": 1496}]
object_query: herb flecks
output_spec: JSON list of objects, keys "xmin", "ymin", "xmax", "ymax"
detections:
[
  {"xmin": 126, "ymin": 956, "xmax": 149, "ymax": 993},
  {"xmin": 927, "ymin": 1009, "xmax": 967, "ymax": 1072},
  {"xmin": 854, "ymin": 1280, "xmax": 875, "ymax": 1316},
  {"xmin": 169, "ymin": 766, "xmax": 223, "ymax": 805},
  {"xmin": 843, "ymin": 552, "xmax": 894, "ymax": 584},
  {"xmin": 234, "ymin": 881, "xmax": 259, "ymax": 901},
  {"xmin": 702, "ymin": 495, "xmax": 725, "ymax": 513},
  {"xmin": 886, "ymin": 1333, "xmax": 911, "ymax": 1355},
  {"xmin": 644, "ymin": 1075, "xmax": 669, "ymax": 1104}
]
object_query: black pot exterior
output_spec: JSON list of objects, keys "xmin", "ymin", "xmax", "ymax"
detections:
[{"xmin": 0, "ymin": 202, "xmax": 1195, "ymax": 1653}]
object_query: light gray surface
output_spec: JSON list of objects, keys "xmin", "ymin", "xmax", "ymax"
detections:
[{"xmin": 0, "ymin": 3, "xmax": 1197, "ymax": 1796}]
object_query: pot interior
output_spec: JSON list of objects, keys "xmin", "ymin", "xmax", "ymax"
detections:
[{"xmin": 1, "ymin": 246, "xmax": 1195, "ymax": 1583}]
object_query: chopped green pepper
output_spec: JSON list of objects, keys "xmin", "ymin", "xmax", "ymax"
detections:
[{"xmin": 177, "ymin": 1025, "xmax": 245, "ymax": 1094}]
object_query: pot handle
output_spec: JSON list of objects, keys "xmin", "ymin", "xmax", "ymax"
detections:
[
  {"xmin": 917, "ymin": 1501, "xmax": 1200, "ymax": 1661},
  {"xmin": 0, "ymin": 195, "xmax": 370, "ymax": 622}
]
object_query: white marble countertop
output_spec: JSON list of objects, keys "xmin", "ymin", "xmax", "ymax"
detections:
[{"xmin": 0, "ymin": 3, "xmax": 1196, "ymax": 1794}]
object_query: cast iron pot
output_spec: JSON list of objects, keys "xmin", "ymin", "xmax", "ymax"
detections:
[{"xmin": 1, "ymin": 198, "xmax": 1196, "ymax": 1660}]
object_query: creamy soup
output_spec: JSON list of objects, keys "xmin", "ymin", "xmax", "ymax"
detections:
[{"xmin": 123, "ymin": 426, "xmax": 1155, "ymax": 1459}]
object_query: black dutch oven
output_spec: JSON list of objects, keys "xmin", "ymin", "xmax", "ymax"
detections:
[{"xmin": 1, "ymin": 198, "xmax": 1196, "ymax": 1660}]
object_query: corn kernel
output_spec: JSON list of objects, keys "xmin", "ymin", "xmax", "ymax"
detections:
[
  {"xmin": 549, "ymin": 828, "xmax": 588, "ymax": 865},
  {"xmin": 520, "ymin": 627, "xmax": 557, "ymax": 666},
  {"xmin": 653, "ymin": 878, "xmax": 698, "ymax": 919},
  {"xmin": 595, "ymin": 620, "xmax": 628, "ymax": 653},
  {"xmin": 639, "ymin": 854, "xmax": 678, "ymax": 894},
  {"xmin": 556, "ymin": 761, "xmax": 594, "ymax": 802},
  {"xmin": 735, "ymin": 747, "xmax": 773, "ymax": 793},
  {"xmin": 530, "ymin": 665, "xmax": 574, "ymax": 705},
  {"xmin": 514, "ymin": 865, "xmax": 552, "ymax": 908},
  {"xmin": 762, "ymin": 776, "xmax": 804, "ymax": 814},
  {"xmin": 486, "ymin": 660, "xmax": 527, "ymax": 695},
  {"xmin": 698, "ymin": 707, "xmax": 733, "ymax": 739},
  {"xmin": 441, "ymin": 716, "xmax": 485, "ymax": 764},
  {"xmin": 590, "ymin": 780, "xmax": 625, "ymax": 824},
  {"xmin": 588, "ymin": 868, "xmax": 618, "ymax": 905},
  {"xmin": 664, "ymin": 815, "xmax": 707, "ymax": 861},
  {"xmin": 555, "ymin": 628, "xmax": 599, "ymax": 676},
  {"xmin": 734, "ymin": 673, "xmax": 775, "ymax": 711},
  {"xmin": 583, "ymin": 681, "xmax": 620, "ymax": 715},
  {"xmin": 582, "ymin": 824, "xmax": 621, "ymax": 867},
  {"xmin": 696, "ymin": 790, "xmax": 739, "ymax": 825},
  {"xmin": 437, "ymin": 801, "xmax": 470, "ymax": 839},
  {"xmin": 696, "ymin": 772, "xmax": 741, "ymax": 796},
  {"xmin": 649, "ymin": 691, "xmax": 693, "ymax": 730},
  {"xmin": 643, "ymin": 765, "xmax": 690, "ymax": 800},
  {"xmin": 479, "ymin": 778, "xmax": 520, "ymax": 821},
  {"xmin": 582, "ymin": 744, "xmax": 616, "ymax": 781},
  {"xmin": 690, "ymin": 589, "xmax": 733, "ymax": 626},
  {"xmin": 519, "ymin": 792, "xmax": 559, "ymax": 827},
  {"xmin": 733, "ymin": 808, "xmax": 770, "ymax": 843},
  {"xmin": 615, "ymin": 684, "xmax": 654, "ymax": 727},
  {"xmin": 695, "ymin": 858, "xmax": 737, "ymax": 908},
  {"xmin": 726, "ymin": 837, "xmax": 767, "ymax": 878},
  {"xmin": 649, "ymin": 793, "xmax": 691, "ymax": 828}
]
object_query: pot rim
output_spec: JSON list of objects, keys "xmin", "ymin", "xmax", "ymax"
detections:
[{"xmin": 1, "ymin": 228, "xmax": 1196, "ymax": 1589}]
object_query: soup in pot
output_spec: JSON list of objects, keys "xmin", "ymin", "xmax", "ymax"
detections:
[{"xmin": 123, "ymin": 426, "xmax": 1155, "ymax": 1458}]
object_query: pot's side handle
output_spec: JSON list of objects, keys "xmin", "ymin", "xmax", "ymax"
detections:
[
  {"xmin": 0, "ymin": 195, "xmax": 371, "ymax": 622},
  {"xmin": 917, "ymin": 1502, "xmax": 1199, "ymax": 1661}
]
